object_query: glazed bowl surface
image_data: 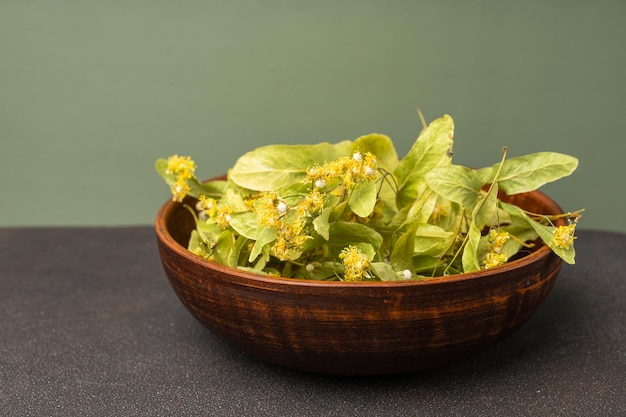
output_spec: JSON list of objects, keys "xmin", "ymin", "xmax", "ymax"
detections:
[{"xmin": 155, "ymin": 185, "xmax": 564, "ymax": 375}]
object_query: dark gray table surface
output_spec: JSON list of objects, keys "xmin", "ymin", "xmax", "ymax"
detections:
[{"xmin": 1, "ymin": 227, "xmax": 624, "ymax": 417}]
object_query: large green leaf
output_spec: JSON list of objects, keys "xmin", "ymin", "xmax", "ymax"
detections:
[
  {"xmin": 394, "ymin": 114, "xmax": 454, "ymax": 208},
  {"xmin": 228, "ymin": 141, "xmax": 352, "ymax": 191},
  {"xmin": 425, "ymin": 165, "xmax": 483, "ymax": 208},
  {"xmin": 476, "ymin": 152, "xmax": 579, "ymax": 195},
  {"xmin": 348, "ymin": 181, "xmax": 377, "ymax": 218}
]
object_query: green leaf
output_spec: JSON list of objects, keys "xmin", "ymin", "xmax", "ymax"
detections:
[
  {"xmin": 312, "ymin": 207, "xmax": 332, "ymax": 240},
  {"xmin": 348, "ymin": 181, "xmax": 377, "ymax": 218},
  {"xmin": 248, "ymin": 227, "xmax": 276, "ymax": 263},
  {"xmin": 413, "ymin": 255, "xmax": 448, "ymax": 276},
  {"xmin": 293, "ymin": 262, "xmax": 340, "ymax": 281},
  {"xmin": 477, "ymin": 152, "xmax": 579, "ymax": 195},
  {"xmin": 405, "ymin": 189, "xmax": 438, "ymax": 224},
  {"xmin": 187, "ymin": 230, "xmax": 204, "ymax": 255},
  {"xmin": 213, "ymin": 230, "xmax": 237, "ymax": 267},
  {"xmin": 425, "ymin": 165, "xmax": 483, "ymax": 208},
  {"xmin": 394, "ymin": 114, "xmax": 454, "ymax": 208},
  {"xmin": 413, "ymin": 223, "xmax": 455, "ymax": 257},
  {"xmin": 228, "ymin": 212, "xmax": 259, "ymax": 240},
  {"xmin": 328, "ymin": 221, "xmax": 383, "ymax": 254},
  {"xmin": 462, "ymin": 221, "xmax": 482, "ymax": 272},
  {"xmin": 228, "ymin": 141, "xmax": 352, "ymax": 191},
  {"xmin": 370, "ymin": 262, "xmax": 399, "ymax": 281},
  {"xmin": 473, "ymin": 183, "xmax": 499, "ymax": 230},
  {"xmin": 390, "ymin": 223, "xmax": 418, "ymax": 272}
]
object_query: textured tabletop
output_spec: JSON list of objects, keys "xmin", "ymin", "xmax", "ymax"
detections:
[{"xmin": 1, "ymin": 227, "xmax": 625, "ymax": 416}]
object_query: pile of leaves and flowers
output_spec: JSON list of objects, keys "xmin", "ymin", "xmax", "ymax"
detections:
[{"xmin": 156, "ymin": 114, "xmax": 583, "ymax": 281}]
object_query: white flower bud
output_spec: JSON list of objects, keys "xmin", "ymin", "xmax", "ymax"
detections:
[
  {"xmin": 277, "ymin": 201, "xmax": 288, "ymax": 214},
  {"xmin": 400, "ymin": 269, "xmax": 412, "ymax": 279}
]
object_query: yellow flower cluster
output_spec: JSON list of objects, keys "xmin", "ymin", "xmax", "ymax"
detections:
[
  {"xmin": 166, "ymin": 155, "xmax": 196, "ymax": 202},
  {"xmin": 551, "ymin": 224, "xmax": 577, "ymax": 249},
  {"xmin": 249, "ymin": 192, "xmax": 319, "ymax": 261},
  {"xmin": 253, "ymin": 192, "xmax": 283, "ymax": 228},
  {"xmin": 196, "ymin": 195, "xmax": 218, "ymax": 219},
  {"xmin": 305, "ymin": 151, "xmax": 378, "ymax": 190},
  {"xmin": 429, "ymin": 204, "xmax": 449, "ymax": 222},
  {"xmin": 339, "ymin": 245, "xmax": 371, "ymax": 281},
  {"xmin": 272, "ymin": 217, "xmax": 310, "ymax": 261},
  {"xmin": 483, "ymin": 229, "xmax": 511, "ymax": 269}
]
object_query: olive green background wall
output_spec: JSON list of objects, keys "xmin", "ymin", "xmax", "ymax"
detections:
[{"xmin": 2, "ymin": 1, "xmax": 624, "ymax": 231}]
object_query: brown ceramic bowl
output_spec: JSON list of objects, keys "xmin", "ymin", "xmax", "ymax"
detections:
[{"xmin": 155, "ymin": 182, "xmax": 564, "ymax": 375}]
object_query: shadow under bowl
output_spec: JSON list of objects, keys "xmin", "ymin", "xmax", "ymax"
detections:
[{"xmin": 155, "ymin": 186, "xmax": 564, "ymax": 375}]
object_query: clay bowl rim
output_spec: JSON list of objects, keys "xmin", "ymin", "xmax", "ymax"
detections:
[{"xmin": 155, "ymin": 184, "xmax": 562, "ymax": 289}]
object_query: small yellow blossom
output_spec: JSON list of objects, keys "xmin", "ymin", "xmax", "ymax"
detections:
[
  {"xmin": 217, "ymin": 206, "xmax": 231, "ymax": 228},
  {"xmin": 296, "ymin": 188, "xmax": 326, "ymax": 217},
  {"xmin": 166, "ymin": 155, "xmax": 196, "ymax": 178},
  {"xmin": 254, "ymin": 192, "xmax": 282, "ymax": 228},
  {"xmin": 482, "ymin": 229, "xmax": 511, "ymax": 269},
  {"xmin": 339, "ymin": 245, "xmax": 371, "ymax": 282},
  {"xmin": 430, "ymin": 204, "xmax": 449, "ymax": 222},
  {"xmin": 196, "ymin": 195, "xmax": 218, "ymax": 219},
  {"xmin": 272, "ymin": 236, "xmax": 290, "ymax": 261},
  {"xmin": 551, "ymin": 224, "xmax": 577, "ymax": 249},
  {"xmin": 483, "ymin": 252, "xmax": 508, "ymax": 269},
  {"xmin": 270, "ymin": 216, "xmax": 311, "ymax": 261},
  {"xmin": 166, "ymin": 155, "xmax": 197, "ymax": 202},
  {"xmin": 487, "ymin": 229, "xmax": 510, "ymax": 253},
  {"xmin": 170, "ymin": 177, "xmax": 191, "ymax": 202},
  {"xmin": 304, "ymin": 151, "xmax": 378, "ymax": 191}
]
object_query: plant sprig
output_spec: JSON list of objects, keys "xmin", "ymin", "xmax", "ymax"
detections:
[{"xmin": 156, "ymin": 114, "xmax": 582, "ymax": 281}]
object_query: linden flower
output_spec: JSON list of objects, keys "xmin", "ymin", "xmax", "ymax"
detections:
[
  {"xmin": 551, "ymin": 224, "xmax": 577, "ymax": 249},
  {"xmin": 170, "ymin": 177, "xmax": 190, "ymax": 202},
  {"xmin": 296, "ymin": 188, "xmax": 326, "ymax": 218},
  {"xmin": 487, "ymin": 229, "xmax": 510, "ymax": 254},
  {"xmin": 166, "ymin": 155, "xmax": 196, "ymax": 202},
  {"xmin": 166, "ymin": 155, "xmax": 196, "ymax": 178},
  {"xmin": 339, "ymin": 245, "xmax": 371, "ymax": 282},
  {"xmin": 304, "ymin": 151, "xmax": 378, "ymax": 190},
  {"xmin": 217, "ymin": 207, "xmax": 232, "ymax": 228},
  {"xmin": 271, "ymin": 217, "xmax": 311, "ymax": 261},
  {"xmin": 254, "ymin": 192, "xmax": 282, "ymax": 228},
  {"xmin": 483, "ymin": 252, "xmax": 508, "ymax": 269},
  {"xmin": 196, "ymin": 195, "xmax": 218, "ymax": 219},
  {"xmin": 429, "ymin": 204, "xmax": 449, "ymax": 222},
  {"xmin": 482, "ymin": 229, "xmax": 511, "ymax": 269}
]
